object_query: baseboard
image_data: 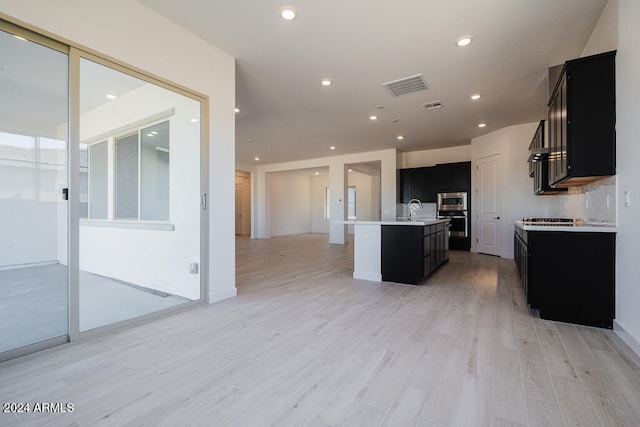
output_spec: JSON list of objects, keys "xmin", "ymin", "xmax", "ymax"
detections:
[
  {"xmin": 208, "ymin": 287, "xmax": 237, "ymax": 303},
  {"xmin": 353, "ymin": 272, "xmax": 382, "ymax": 282},
  {"xmin": 613, "ymin": 320, "xmax": 640, "ymax": 357},
  {"xmin": 0, "ymin": 260, "xmax": 58, "ymax": 271}
]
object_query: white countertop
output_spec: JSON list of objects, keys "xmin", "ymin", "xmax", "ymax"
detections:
[
  {"xmin": 339, "ymin": 219, "xmax": 450, "ymax": 226},
  {"xmin": 514, "ymin": 220, "xmax": 618, "ymax": 233}
]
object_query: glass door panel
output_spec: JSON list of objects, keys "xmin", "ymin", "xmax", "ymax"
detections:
[
  {"xmin": 0, "ymin": 29, "xmax": 69, "ymax": 354},
  {"xmin": 78, "ymin": 58, "xmax": 202, "ymax": 332}
]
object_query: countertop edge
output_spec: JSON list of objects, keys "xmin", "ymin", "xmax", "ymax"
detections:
[
  {"xmin": 514, "ymin": 220, "xmax": 618, "ymax": 233},
  {"xmin": 338, "ymin": 219, "xmax": 450, "ymax": 226}
]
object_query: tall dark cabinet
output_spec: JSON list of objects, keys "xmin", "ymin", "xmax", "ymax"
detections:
[{"xmin": 547, "ymin": 50, "xmax": 616, "ymax": 187}]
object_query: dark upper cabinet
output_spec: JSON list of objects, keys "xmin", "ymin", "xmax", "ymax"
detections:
[
  {"xmin": 399, "ymin": 161, "xmax": 470, "ymax": 203},
  {"xmin": 436, "ymin": 162, "xmax": 471, "ymax": 193},
  {"xmin": 449, "ymin": 162, "xmax": 471, "ymax": 192},
  {"xmin": 548, "ymin": 50, "xmax": 616, "ymax": 187},
  {"xmin": 399, "ymin": 167, "xmax": 436, "ymax": 203}
]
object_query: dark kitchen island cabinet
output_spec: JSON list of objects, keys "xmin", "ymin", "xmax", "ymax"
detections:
[
  {"xmin": 381, "ymin": 222, "xmax": 449, "ymax": 285},
  {"xmin": 514, "ymin": 222, "xmax": 616, "ymax": 328}
]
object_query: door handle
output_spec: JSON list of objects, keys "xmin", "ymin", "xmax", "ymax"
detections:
[{"xmin": 493, "ymin": 216, "xmax": 500, "ymax": 220}]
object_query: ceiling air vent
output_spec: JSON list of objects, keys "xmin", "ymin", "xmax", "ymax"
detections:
[
  {"xmin": 382, "ymin": 74, "xmax": 429, "ymax": 97},
  {"xmin": 423, "ymin": 101, "xmax": 443, "ymax": 110}
]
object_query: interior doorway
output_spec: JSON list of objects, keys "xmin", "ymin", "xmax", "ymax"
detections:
[
  {"xmin": 475, "ymin": 153, "xmax": 503, "ymax": 256},
  {"xmin": 235, "ymin": 170, "xmax": 251, "ymax": 236}
]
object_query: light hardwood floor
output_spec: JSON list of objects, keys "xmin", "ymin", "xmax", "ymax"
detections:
[{"xmin": 1, "ymin": 233, "xmax": 640, "ymax": 426}]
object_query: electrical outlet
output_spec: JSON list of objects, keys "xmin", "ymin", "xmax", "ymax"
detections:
[
  {"xmin": 606, "ymin": 193, "xmax": 610, "ymax": 208},
  {"xmin": 624, "ymin": 190, "xmax": 631, "ymax": 207},
  {"xmin": 189, "ymin": 263, "xmax": 199, "ymax": 274}
]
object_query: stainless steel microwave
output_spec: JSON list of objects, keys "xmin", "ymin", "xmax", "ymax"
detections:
[{"xmin": 437, "ymin": 192, "xmax": 468, "ymax": 211}]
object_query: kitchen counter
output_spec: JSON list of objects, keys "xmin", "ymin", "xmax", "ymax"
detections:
[
  {"xmin": 514, "ymin": 220, "xmax": 617, "ymax": 233},
  {"xmin": 337, "ymin": 219, "xmax": 450, "ymax": 282},
  {"xmin": 340, "ymin": 218, "xmax": 450, "ymax": 226}
]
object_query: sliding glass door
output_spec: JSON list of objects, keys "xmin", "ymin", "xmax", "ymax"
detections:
[
  {"xmin": 77, "ymin": 56, "xmax": 203, "ymax": 332},
  {"xmin": 0, "ymin": 27, "xmax": 70, "ymax": 355},
  {"xmin": 0, "ymin": 18, "xmax": 206, "ymax": 360}
]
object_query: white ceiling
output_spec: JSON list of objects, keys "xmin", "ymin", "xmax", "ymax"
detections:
[{"xmin": 140, "ymin": 0, "xmax": 608, "ymax": 165}]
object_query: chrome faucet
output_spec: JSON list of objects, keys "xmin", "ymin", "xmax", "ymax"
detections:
[{"xmin": 408, "ymin": 198, "xmax": 423, "ymax": 221}]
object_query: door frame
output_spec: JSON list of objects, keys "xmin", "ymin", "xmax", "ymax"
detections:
[{"xmin": 472, "ymin": 152, "xmax": 504, "ymax": 257}]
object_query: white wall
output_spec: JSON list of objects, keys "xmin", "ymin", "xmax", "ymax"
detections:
[
  {"xmin": 311, "ymin": 175, "xmax": 330, "ymax": 234},
  {"xmin": 0, "ymin": 0, "xmax": 237, "ymax": 303},
  {"xmin": 471, "ymin": 123, "xmax": 555, "ymax": 258},
  {"xmin": 614, "ymin": 0, "xmax": 640, "ymax": 354},
  {"xmin": 268, "ymin": 172, "xmax": 312, "ymax": 236},
  {"xmin": 254, "ymin": 149, "xmax": 397, "ymax": 243},
  {"xmin": 401, "ymin": 145, "xmax": 471, "ymax": 168}
]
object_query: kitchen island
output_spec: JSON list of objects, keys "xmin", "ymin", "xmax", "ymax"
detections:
[{"xmin": 339, "ymin": 219, "xmax": 450, "ymax": 284}]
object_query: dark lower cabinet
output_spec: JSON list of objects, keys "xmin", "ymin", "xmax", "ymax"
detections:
[
  {"xmin": 382, "ymin": 223, "xmax": 449, "ymax": 285},
  {"xmin": 514, "ymin": 227, "xmax": 615, "ymax": 328}
]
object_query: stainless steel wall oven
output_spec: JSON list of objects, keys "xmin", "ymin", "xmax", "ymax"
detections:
[{"xmin": 437, "ymin": 192, "xmax": 469, "ymax": 238}]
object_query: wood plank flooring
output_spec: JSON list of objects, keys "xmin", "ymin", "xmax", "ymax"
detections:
[{"xmin": 1, "ymin": 233, "xmax": 640, "ymax": 426}]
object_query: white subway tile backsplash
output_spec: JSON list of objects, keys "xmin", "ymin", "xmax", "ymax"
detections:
[
  {"xmin": 397, "ymin": 202, "xmax": 437, "ymax": 220},
  {"xmin": 556, "ymin": 176, "xmax": 616, "ymax": 225}
]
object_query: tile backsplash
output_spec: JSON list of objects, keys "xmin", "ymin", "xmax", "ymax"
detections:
[
  {"xmin": 555, "ymin": 176, "xmax": 616, "ymax": 225},
  {"xmin": 397, "ymin": 202, "xmax": 437, "ymax": 220}
]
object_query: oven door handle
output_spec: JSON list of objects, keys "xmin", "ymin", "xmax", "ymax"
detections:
[{"xmin": 438, "ymin": 215, "xmax": 467, "ymax": 219}]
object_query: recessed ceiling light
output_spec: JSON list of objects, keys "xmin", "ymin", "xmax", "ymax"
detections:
[
  {"xmin": 376, "ymin": 105, "xmax": 384, "ymax": 109},
  {"xmin": 478, "ymin": 123, "xmax": 487, "ymax": 128},
  {"xmin": 146, "ymin": 133, "xmax": 154, "ymax": 137},
  {"xmin": 397, "ymin": 136, "xmax": 404, "ymax": 140},
  {"xmin": 254, "ymin": 157, "xmax": 260, "ymax": 161},
  {"xmin": 315, "ymin": 172, "xmax": 320, "ymax": 175},
  {"xmin": 470, "ymin": 94, "xmax": 481, "ymax": 100},
  {"xmin": 348, "ymin": 169, "xmax": 353, "ymax": 172},
  {"xmin": 281, "ymin": 8, "xmax": 296, "ymax": 20},
  {"xmin": 106, "ymin": 94, "xmax": 117, "ymax": 100},
  {"xmin": 190, "ymin": 118, "xmax": 199, "ymax": 123},
  {"xmin": 456, "ymin": 36, "xmax": 473, "ymax": 47},
  {"xmin": 370, "ymin": 115, "xmax": 378, "ymax": 120},
  {"xmin": 234, "ymin": 107, "xmax": 240, "ymax": 113},
  {"xmin": 330, "ymin": 146, "xmax": 336, "ymax": 150},
  {"xmin": 150, "ymin": 131, "xmax": 158, "ymax": 135},
  {"xmin": 321, "ymin": 79, "xmax": 332, "ymax": 86},
  {"xmin": 391, "ymin": 118, "xmax": 399, "ymax": 123}
]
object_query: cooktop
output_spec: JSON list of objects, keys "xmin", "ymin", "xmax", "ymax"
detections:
[{"xmin": 521, "ymin": 218, "xmax": 575, "ymax": 226}]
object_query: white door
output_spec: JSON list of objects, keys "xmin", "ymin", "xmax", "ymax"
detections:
[
  {"xmin": 235, "ymin": 183, "xmax": 243, "ymax": 235},
  {"xmin": 476, "ymin": 153, "xmax": 503, "ymax": 256}
]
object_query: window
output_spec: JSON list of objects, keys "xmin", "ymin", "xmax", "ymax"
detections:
[
  {"xmin": 324, "ymin": 186, "xmax": 356, "ymax": 220},
  {"xmin": 325, "ymin": 187, "xmax": 330, "ymax": 219},
  {"xmin": 347, "ymin": 186, "xmax": 356, "ymax": 220},
  {"xmin": 85, "ymin": 120, "xmax": 170, "ymax": 222}
]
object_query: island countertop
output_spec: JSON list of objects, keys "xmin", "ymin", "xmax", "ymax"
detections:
[{"xmin": 338, "ymin": 218, "xmax": 450, "ymax": 226}]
